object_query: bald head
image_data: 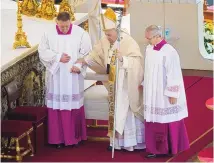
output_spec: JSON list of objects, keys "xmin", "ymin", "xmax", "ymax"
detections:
[{"xmin": 145, "ymin": 25, "xmax": 163, "ymax": 45}]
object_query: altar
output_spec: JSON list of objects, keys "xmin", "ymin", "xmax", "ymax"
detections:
[{"xmin": 1, "ymin": 0, "xmax": 96, "ymax": 119}]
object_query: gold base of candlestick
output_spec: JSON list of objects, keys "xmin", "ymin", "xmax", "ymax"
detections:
[{"xmin": 13, "ymin": 31, "xmax": 31, "ymax": 49}]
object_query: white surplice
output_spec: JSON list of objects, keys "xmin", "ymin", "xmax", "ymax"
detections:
[
  {"xmin": 38, "ymin": 25, "xmax": 92, "ymax": 111},
  {"xmin": 143, "ymin": 44, "xmax": 188, "ymax": 123}
]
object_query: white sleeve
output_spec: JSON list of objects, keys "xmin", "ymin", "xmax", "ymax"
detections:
[
  {"xmin": 38, "ymin": 32, "xmax": 61, "ymax": 74},
  {"xmin": 74, "ymin": 31, "xmax": 92, "ymax": 76},
  {"xmin": 164, "ymin": 50, "xmax": 183, "ymax": 98},
  {"xmin": 79, "ymin": 31, "xmax": 92, "ymax": 57}
]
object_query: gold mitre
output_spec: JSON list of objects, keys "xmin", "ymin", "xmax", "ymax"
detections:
[{"xmin": 101, "ymin": 8, "xmax": 117, "ymax": 31}]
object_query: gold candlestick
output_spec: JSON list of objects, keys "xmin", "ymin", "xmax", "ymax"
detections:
[
  {"xmin": 36, "ymin": 0, "xmax": 47, "ymax": 18},
  {"xmin": 59, "ymin": 0, "xmax": 75, "ymax": 21},
  {"xmin": 42, "ymin": 0, "xmax": 57, "ymax": 20},
  {"xmin": 13, "ymin": 0, "xmax": 31, "ymax": 49},
  {"xmin": 21, "ymin": 0, "xmax": 39, "ymax": 16}
]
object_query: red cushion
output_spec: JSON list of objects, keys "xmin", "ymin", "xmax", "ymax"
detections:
[
  {"xmin": 1, "ymin": 120, "xmax": 32, "ymax": 137},
  {"xmin": 206, "ymin": 97, "xmax": 214, "ymax": 110},
  {"xmin": 8, "ymin": 106, "xmax": 47, "ymax": 122}
]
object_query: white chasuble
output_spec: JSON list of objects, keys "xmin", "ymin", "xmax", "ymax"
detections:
[
  {"xmin": 84, "ymin": 31, "xmax": 145, "ymax": 149},
  {"xmin": 38, "ymin": 25, "xmax": 92, "ymax": 111}
]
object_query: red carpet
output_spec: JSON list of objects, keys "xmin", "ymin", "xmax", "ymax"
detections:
[
  {"xmin": 3, "ymin": 76, "xmax": 213, "ymax": 162},
  {"xmin": 198, "ymin": 147, "xmax": 213, "ymax": 162},
  {"xmin": 183, "ymin": 76, "xmax": 203, "ymax": 90},
  {"xmin": 167, "ymin": 77, "xmax": 213, "ymax": 162}
]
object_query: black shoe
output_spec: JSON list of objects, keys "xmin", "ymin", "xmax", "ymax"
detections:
[
  {"xmin": 56, "ymin": 144, "xmax": 62, "ymax": 149},
  {"xmin": 145, "ymin": 154, "xmax": 156, "ymax": 158},
  {"xmin": 107, "ymin": 146, "xmax": 112, "ymax": 151},
  {"xmin": 70, "ymin": 143, "xmax": 79, "ymax": 148},
  {"xmin": 107, "ymin": 146, "xmax": 121, "ymax": 151},
  {"xmin": 167, "ymin": 153, "xmax": 174, "ymax": 157},
  {"xmin": 78, "ymin": 141, "xmax": 84, "ymax": 145},
  {"xmin": 74, "ymin": 144, "xmax": 79, "ymax": 148}
]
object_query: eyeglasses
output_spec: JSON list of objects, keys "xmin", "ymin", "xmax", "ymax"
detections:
[
  {"xmin": 146, "ymin": 35, "xmax": 159, "ymax": 40},
  {"xmin": 146, "ymin": 36, "xmax": 155, "ymax": 40}
]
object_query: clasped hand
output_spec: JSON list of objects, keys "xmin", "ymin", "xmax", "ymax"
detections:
[
  {"xmin": 70, "ymin": 66, "xmax": 81, "ymax": 74},
  {"xmin": 60, "ymin": 53, "xmax": 81, "ymax": 74},
  {"xmin": 60, "ymin": 53, "xmax": 71, "ymax": 63}
]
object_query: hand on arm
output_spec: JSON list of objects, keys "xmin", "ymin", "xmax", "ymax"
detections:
[
  {"xmin": 138, "ymin": 80, "xmax": 144, "ymax": 90},
  {"xmin": 70, "ymin": 66, "xmax": 81, "ymax": 74},
  {"xmin": 138, "ymin": 85, "xmax": 143, "ymax": 90},
  {"xmin": 60, "ymin": 53, "xmax": 71, "ymax": 63}
]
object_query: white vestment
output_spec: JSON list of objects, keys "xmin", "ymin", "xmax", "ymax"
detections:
[
  {"xmin": 87, "ymin": 39, "xmax": 146, "ymax": 150},
  {"xmin": 143, "ymin": 44, "xmax": 188, "ymax": 123},
  {"xmin": 38, "ymin": 25, "xmax": 92, "ymax": 111},
  {"xmin": 112, "ymin": 42, "xmax": 145, "ymax": 151}
]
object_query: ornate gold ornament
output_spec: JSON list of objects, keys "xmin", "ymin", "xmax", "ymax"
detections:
[
  {"xmin": 36, "ymin": 0, "xmax": 57, "ymax": 20},
  {"xmin": 59, "ymin": 0, "xmax": 75, "ymax": 21},
  {"xmin": 107, "ymin": 52, "xmax": 116, "ymax": 137},
  {"xmin": 21, "ymin": 0, "xmax": 39, "ymax": 16},
  {"xmin": 35, "ymin": 0, "xmax": 47, "ymax": 18}
]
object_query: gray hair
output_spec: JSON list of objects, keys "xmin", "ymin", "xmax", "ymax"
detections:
[{"xmin": 145, "ymin": 25, "xmax": 163, "ymax": 38}]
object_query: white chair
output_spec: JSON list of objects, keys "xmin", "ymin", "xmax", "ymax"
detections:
[{"xmin": 84, "ymin": 72, "xmax": 109, "ymax": 141}]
